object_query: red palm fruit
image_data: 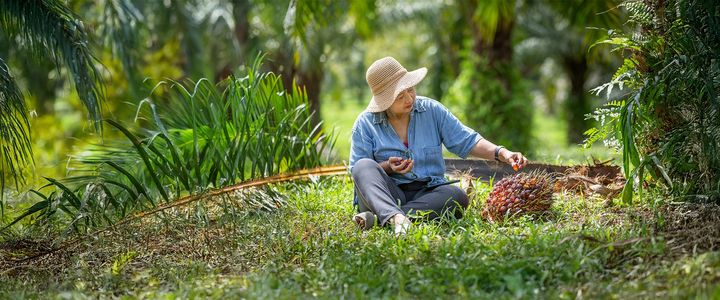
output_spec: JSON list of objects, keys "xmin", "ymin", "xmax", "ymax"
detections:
[{"xmin": 482, "ymin": 170, "xmax": 556, "ymax": 222}]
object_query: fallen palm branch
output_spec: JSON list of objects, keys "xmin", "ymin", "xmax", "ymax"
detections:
[
  {"xmin": 116, "ymin": 165, "xmax": 347, "ymax": 224},
  {"xmin": 3, "ymin": 165, "xmax": 348, "ymax": 264}
]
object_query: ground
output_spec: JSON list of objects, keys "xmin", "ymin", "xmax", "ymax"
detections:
[{"xmin": 1, "ymin": 176, "xmax": 719, "ymax": 299}]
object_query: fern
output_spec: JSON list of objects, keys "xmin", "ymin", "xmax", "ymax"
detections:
[{"xmin": 622, "ymin": 0, "xmax": 653, "ymax": 26}]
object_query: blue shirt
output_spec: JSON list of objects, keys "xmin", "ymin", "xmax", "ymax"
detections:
[{"xmin": 349, "ymin": 96, "xmax": 483, "ymax": 188}]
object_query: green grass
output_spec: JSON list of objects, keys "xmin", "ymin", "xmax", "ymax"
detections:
[{"xmin": 2, "ymin": 177, "xmax": 718, "ymax": 298}]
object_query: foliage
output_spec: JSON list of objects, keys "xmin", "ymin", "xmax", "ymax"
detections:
[
  {"xmin": 0, "ymin": 58, "xmax": 31, "ymax": 205},
  {"xmin": 0, "ymin": 57, "xmax": 335, "ymax": 233},
  {"xmin": 0, "ymin": 0, "xmax": 105, "ymax": 209},
  {"xmin": 588, "ymin": 0, "xmax": 720, "ymax": 203},
  {"xmin": 0, "ymin": 0, "xmax": 104, "ymax": 126},
  {"xmin": 446, "ymin": 53, "xmax": 532, "ymax": 151}
]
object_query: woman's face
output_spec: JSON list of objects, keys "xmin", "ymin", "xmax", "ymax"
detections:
[{"xmin": 387, "ymin": 87, "xmax": 416, "ymax": 115}]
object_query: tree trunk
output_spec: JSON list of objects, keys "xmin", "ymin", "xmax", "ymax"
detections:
[
  {"xmin": 465, "ymin": 1, "xmax": 515, "ymax": 96},
  {"xmin": 21, "ymin": 58, "xmax": 58, "ymax": 115},
  {"xmin": 563, "ymin": 55, "xmax": 590, "ymax": 144},
  {"xmin": 460, "ymin": 0, "xmax": 532, "ymax": 151},
  {"xmin": 296, "ymin": 67, "xmax": 323, "ymax": 128},
  {"xmin": 266, "ymin": 47, "xmax": 323, "ymax": 128},
  {"xmin": 232, "ymin": 0, "xmax": 251, "ymax": 60}
]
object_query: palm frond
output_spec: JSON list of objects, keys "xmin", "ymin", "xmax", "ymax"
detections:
[
  {"xmin": 0, "ymin": 57, "xmax": 32, "ymax": 215},
  {"xmin": 0, "ymin": 0, "xmax": 104, "ymax": 130},
  {"xmin": 96, "ymin": 0, "xmax": 143, "ymax": 94}
]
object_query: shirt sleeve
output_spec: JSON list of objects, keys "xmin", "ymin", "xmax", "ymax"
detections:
[
  {"xmin": 435, "ymin": 102, "xmax": 483, "ymax": 159},
  {"xmin": 349, "ymin": 119, "xmax": 374, "ymax": 172}
]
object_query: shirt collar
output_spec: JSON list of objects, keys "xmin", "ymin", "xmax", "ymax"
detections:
[{"xmin": 371, "ymin": 97, "xmax": 427, "ymax": 124}]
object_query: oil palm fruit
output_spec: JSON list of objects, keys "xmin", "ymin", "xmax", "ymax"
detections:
[{"xmin": 482, "ymin": 171, "xmax": 555, "ymax": 221}]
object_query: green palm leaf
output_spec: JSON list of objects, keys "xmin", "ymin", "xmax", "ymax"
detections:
[
  {"xmin": 0, "ymin": 0, "xmax": 106, "ymax": 212},
  {"xmin": 0, "ymin": 0, "xmax": 104, "ymax": 128},
  {"xmin": 0, "ymin": 57, "xmax": 32, "ymax": 215},
  {"xmin": 1, "ymin": 55, "xmax": 335, "ymax": 233}
]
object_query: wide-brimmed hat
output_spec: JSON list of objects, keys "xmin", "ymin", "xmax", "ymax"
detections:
[{"xmin": 365, "ymin": 57, "xmax": 427, "ymax": 112}]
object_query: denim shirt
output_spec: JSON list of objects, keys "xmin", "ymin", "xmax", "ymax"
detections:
[{"xmin": 350, "ymin": 96, "xmax": 483, "ymax": 190}]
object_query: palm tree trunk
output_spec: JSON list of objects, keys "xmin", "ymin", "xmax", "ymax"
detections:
[
  {"xmin": 296, "ymin": 67, "xmax": 323, "ymax": 127},
  {"xmin": 562, "ymin": 55, "xmax": 590, "ymax": 144},
  {"xmin": 232, "ymin": 0, "xmax": 251, "ymax": 60},
  {"xmin": 460, "ymin": 0, "xmax": 532, "ymax": 150}
]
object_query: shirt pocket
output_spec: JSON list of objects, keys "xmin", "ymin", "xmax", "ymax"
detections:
[{"xmin": 422, "ymin": 145, "xmax": 445, "ymax": 176}]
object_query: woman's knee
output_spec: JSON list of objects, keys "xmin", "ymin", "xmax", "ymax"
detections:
[
  {"xmin": 351, "ymin": 158, "xmax": 381, "ymax": 179},
  {"xmin": 444, "ymin": 185, "xmax": 469, "ymax": 209}
]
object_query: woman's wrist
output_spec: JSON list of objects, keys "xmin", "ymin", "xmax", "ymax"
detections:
[{"xmin": 494, "ymin": 146, "xmax": 506, "ymax": 162}]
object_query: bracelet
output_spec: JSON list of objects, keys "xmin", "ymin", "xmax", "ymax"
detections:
[{"xmin": 494, "ymin": 146, "xmax": 505, "ymax": 162}]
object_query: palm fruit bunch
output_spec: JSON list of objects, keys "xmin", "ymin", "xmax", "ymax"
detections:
[{"xmin": 482, "ymin": 171, "xmax": 555, "ymax": 221}]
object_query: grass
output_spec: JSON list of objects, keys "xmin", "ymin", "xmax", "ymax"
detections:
[{"xmin": 2, "ymin": 176, "xmax": 719, "ymax": 298}]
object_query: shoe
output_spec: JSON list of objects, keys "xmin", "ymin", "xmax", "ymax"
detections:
[
  {"xmin": 353, "ymin": 211, "xmax": 376, "ymax": 230},
  {"xmin": 390, "ymin": 214, "xmax": 411, "ymax": 236}
]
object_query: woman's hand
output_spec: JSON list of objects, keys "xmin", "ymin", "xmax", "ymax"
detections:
[
  {"xmin": 500, "ymin": 149, "xmax": 528, "ymax": 170},
  {"xmin": 387, "ymin": 156, "xmax": 414, "ymax": 174}
]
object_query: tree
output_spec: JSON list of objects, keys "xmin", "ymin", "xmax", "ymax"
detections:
[
  {"xmin": 446, "ymin": 0, "xmax": 533, "ymax": 151},
  {"xmin": 276, "ymin": 0, "xmax": 379, "ymax": 127},
  {"xmin": 518, "ymin": 0, "xmax": 621, "ymax": 144},
  {"xmin": 589, "ymin": 0, "xmax": 720, "ymax": 203}
]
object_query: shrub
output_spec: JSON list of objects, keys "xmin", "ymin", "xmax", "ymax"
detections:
[{"xmin": 587, "ymin": 0, "xmax": 720, "ymax": 203}]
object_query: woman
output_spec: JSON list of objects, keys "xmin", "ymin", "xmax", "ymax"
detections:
[{"xmin": 350, "ymin": 57, "xmax": 528, "ymax": 235}]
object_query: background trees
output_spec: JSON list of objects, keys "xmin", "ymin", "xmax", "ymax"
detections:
[
  {"xmin": 448, "ymin": 0, "xmax": 533, "ymax": 151},
  {"xmin": 518, "ymin": 0, "xmax": 621, "ymax": 144},
  {"xmin": 2, "ymin": 0, "xmax": 627, "ymax": 196}
]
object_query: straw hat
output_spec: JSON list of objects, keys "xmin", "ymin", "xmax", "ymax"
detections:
[{"xmin": 365, "ymin": 57, "xmax": 427, "ymax": 112}]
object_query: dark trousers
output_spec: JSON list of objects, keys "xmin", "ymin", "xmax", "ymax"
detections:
[{"xmin": 351, "ymin": 158, "xmax": 469, "ymax": 226}]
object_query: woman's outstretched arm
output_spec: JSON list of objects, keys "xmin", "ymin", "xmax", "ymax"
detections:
[{"xmin": 468, "ymin": 139, "xmax": 528, "ymax": 168}]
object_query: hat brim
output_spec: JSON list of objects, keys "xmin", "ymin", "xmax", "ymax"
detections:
[{"xmin": 366, "ymin": 67, "xmax": 427, "ymax": 113}]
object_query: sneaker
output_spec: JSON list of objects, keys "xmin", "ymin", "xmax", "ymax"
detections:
[
  {"xmin": 390, "ymin": 214, "xmax": 411, "ymax": 236},
  {"xmin": 353, "ymin": 211, "xmax": 376, "ymax": 230}
]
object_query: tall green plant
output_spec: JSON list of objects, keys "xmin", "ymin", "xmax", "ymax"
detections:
[
  {"xmin": 1, "ymin": 57, "xmax": 335, "ymax": 233},
  {"xmin": 447, "ymin": 54, "xmax": 531, "ymax": 150},
  {"xmin": 587, "ymin": 0, "xmax": 720, "ymax": 203}
]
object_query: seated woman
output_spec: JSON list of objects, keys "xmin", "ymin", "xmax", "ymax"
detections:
[{"xmin": 350, "ymin": 57, "xmax": 528, "ymax": 235}]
